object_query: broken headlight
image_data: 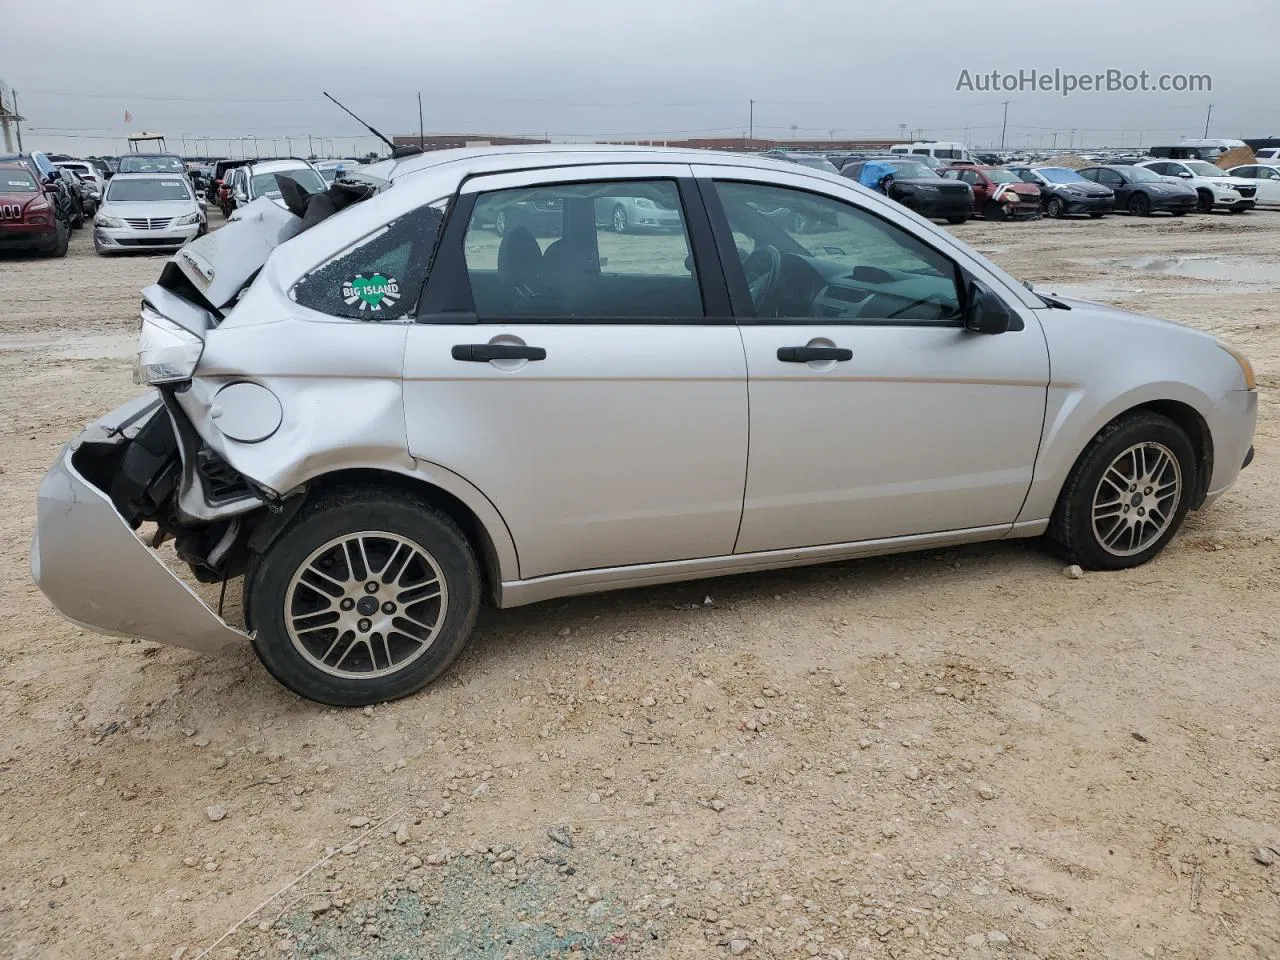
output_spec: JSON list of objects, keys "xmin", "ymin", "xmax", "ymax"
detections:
[{"xmin": 135, "ymin": 304, "xmax": 204, "ymax": 385}]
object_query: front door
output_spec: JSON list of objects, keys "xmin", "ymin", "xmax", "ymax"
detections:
[
  {"xmin": 403, "ymin": 166, "xmax": 748, "ymax": 580},
  {"xmin": 700, "ymin": 174, "xmax": 1049, "ymax": 554}
]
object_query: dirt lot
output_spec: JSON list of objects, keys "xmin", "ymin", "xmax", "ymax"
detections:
[{"xmin": 1, "ymin": 209, "xmax": 1277, "ymax": 960}]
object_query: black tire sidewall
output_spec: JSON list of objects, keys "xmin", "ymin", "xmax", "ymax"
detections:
[
  {"xmin": 247, "ymin": 493, "xmax": 481, "ymax": 706},
  {"xmin": 1053, "ymin": 413, "xmax": 1196, "ymax": 570}
]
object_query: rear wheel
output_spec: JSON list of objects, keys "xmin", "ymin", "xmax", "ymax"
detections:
[
  {"xmin": 612, "ymin": 205, "xmax": 629, "ymax": 233},
  {"xmin": 1127, "ymin": 193, "xmax": 1151, "ymax": 217},
  {"xmin": 246, "ymin": 488, "xmax": 481, "ymax": 706},
  {"xmin": 43, "ymin": 219, "xmax": 70, "ymax": 258},
  {"xmin": 494, "ymin": 209, "xmax": 508, "ymax": 236},
  {"xmin": 1196, "ymin": 190, "xmax": 1215, "ymax": 213},
  {"xmin": 70, "ymin": 201, "xmax": 84, "ymax": 229},
  {"xmin": 945, "ymin": 214, "xmax": 969, "ymax": 225},
  {"xmin": 1048, "ymin": 412, "xmax": 1195, "ymax": 570}
]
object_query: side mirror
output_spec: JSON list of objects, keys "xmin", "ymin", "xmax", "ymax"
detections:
[
  {"xmin": 964, "ymin": 280, "xmax": 1014, "ymax": 335},
  {"xmin": 43, "ymin": 183, "xmax": 59, "ymax": 195},
  {"xmin": 1177, "ymin": 171, "xmax": 1192, "ymax": 178}
]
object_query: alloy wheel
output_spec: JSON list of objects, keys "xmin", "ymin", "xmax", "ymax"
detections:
[
  {"xmin": 1090, "ymin": 442, "xmax": 1182, "ymax": 557},
  {"xmin": 284, "ymin": 532, "xmax": 448, "ymax": 679}
]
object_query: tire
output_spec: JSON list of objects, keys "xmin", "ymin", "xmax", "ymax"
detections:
[
  {"xmin": 983, "ymin": 200, "xmax": 1007, "ymax": 222},
  {"xmin": 1127, "ymin": 193, "xmax": 1151, "ymax": 217},
  {"xmin": 1048, "ymin": 412, "xmax": 1196, "ymax": 571},
  {"xmin": 1196, "ymin": 190, "xmax": 1214, "ymax": 213},
  {"xmin": 494, "ymin": 209, "xmax": 508, "ymax": 236},
  {"xmin": 612, "ymin": 205, "xmax": 629, "ymax": 233},
  {"xmin": 1045, "ymin": 197, "xmax": 1065, "ymax": 219},
  {"xmin": 70, "ymin": 202, "xmax": 84, "ymax": 229},
  {"xmin": 945, "ymin": 215, "xmax": 969, "ymax": 225},
  {"xmin": 246, "ymin": 487, "xmax": 481, "ymax": 706},
  {"xmin": 43, "ymin": 219, "xmax": 70, "ymax": 258}
]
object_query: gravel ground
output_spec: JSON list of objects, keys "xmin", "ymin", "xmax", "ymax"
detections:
[{"xmin": 0, "ymin": 208, "xmax": 1277, "ymax": 960}]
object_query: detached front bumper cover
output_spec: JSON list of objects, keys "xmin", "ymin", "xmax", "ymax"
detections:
[{"xmin": 30, "ymin": 394, "xmax": 249, "ymax": 654}]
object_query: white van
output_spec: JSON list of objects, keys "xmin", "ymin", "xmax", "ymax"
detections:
[
  {"xmin": 889, "ymin": 141, "xmax": 973, "ymax": 162},
  {"xmin": 1175, "ymin": 138, "xmax": 1247, "ymax": 159}
]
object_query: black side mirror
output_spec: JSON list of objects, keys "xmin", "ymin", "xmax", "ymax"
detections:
[{"xmin": 964, "ymin": 280, "xmax": 1014, "ymax": 334}]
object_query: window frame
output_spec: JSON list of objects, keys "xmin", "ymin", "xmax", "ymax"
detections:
[
  {"xmin": 417, "ymin": 164, "xmax": 733, "ymax": 325},
  {"xmin": 698, "ymin": 175, "xmax": 973, "ymax": 329}
]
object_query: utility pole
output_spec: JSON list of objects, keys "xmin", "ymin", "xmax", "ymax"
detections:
[
  {"xmin": 1052, "ymin": 132, "xmax": 1058, "ymax": 148},
  {"xmin": 418, "ymin": 91, "xmax": 425, "ymax": 150},
  {"xmin": 1203, "ymin": 103, "xmax": 1213, "ymax": 138},
  {"xmin": 999, "ymin": 99, "xmax": 1009, "ymax": 150},
  {"xmin": 748, "ymin": 99, "xmax": 754, "ymax": 144},
  {"xmin": 308, "ymin": 133, "xmax": 313, "ymax": 158},
  {"xmin": 14, "ymin": 89, "xmax": 23, "ymax": 151},
  {"xmin": 1069, "ymin": 128, "xmax": 1076, "ymax": 149}
]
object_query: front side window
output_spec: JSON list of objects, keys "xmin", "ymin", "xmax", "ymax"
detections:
[
  {"xmin": 292, "ymin": 201, "xmax": 447, "ymax": 320},
  {"xmin": 461, "ymin": 179, "xmax": 701, "ymax": 320},
  {"xmin": 713, "ymin": 180, "xmax": 962, "ymax": 325}
]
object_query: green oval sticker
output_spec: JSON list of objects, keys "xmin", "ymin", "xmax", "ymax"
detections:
[{"xmin": 342, "ymin": 273, "xmax": 401, "ymax": 313}]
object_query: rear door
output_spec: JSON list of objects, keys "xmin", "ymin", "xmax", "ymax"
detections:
[
  {"xmin": 695, "ymin": 166, "xmax": 1049, "ymax": 554},
  {"xmin": 403, "ymin": 164, "xmax": 748, "ymax": 580}
]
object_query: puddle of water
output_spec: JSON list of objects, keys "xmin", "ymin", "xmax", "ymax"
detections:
[
  {"xmin": 0, "ymin": 332, "xmax": 133, "ymax": 360},
  {"xmin": 1109, "ymin": 255, "xmax": 1280, "ymax": 287}
]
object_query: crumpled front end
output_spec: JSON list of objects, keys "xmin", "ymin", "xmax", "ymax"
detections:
[{"xmin": 31, "ymin": 393, "xmax": 251, "ymax": 654}]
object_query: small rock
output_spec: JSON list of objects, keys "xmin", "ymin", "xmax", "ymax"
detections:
[
  {"xmin": 348, "ymin": 816, "xmax": 371, "ymax": 828},
  {"xmin": 643, "ymin": 789, "xmax": 656, "ymax": 806},
  {"xmin": 151, "ymin": 824, "xmax": 164, "ymax": 835},
  {"xmin": 710, "ymin": 799, "xmax": 726, "ymax": 812},
  {"xmin": 362, "ymin": 706, "xmax": 374, "ymax": 717},
  {"xmin": 887, "ymin": 681, "xmax": 902, "ymax": 691},
  {"xmin": 205, "ymin": 805, "xmax": 227, "ymax": 822},
  {"xmin": 976, "ymin": 783, "xmax": 997, "ymax": 801},
  {"xmin": 210, "ymin": 756, "xmax": 228, "ymax": 770},
  {"xmin": 640, "ymin": 696, "xmax": 657, "ymax": 707},
  {"xmin": 904, "ymin": 767, "xmax": 922, "ymax": 782},
  {"xmin": 588, "ymin": 791, "xmax": 601, "ymax": 804},
  {"xmin": 728, "ymin": 939, "xmax": 750, "ymax": 956},
  {"xmin": 289, "ymin": 799, "xmax": 303, "ymax": 811},
  {"xmin": 49, "ymin": 875, "xmax": 66, "ymax": 889},
  {"xmin": 192, "ymin": 736, "xmax": 210, "ymax": 748},
  {"xmin": 1254, "ymin": 846, "xmax": 1276, "ymax": 866},
  {"xmin": 964, "ymin": 934, "xmax": 985, "ymax": 948},
  {"xmin": 548, "ymin": 825, "xmax": 574, "ymax": 849},
  {"xmin": 340, "ymin": 843, "xmax": 358, "ymax": 856},
  {"xmin": 986, "ymin": 931, "xmax": 1010, "ymax": 944},
  {"xmin": 585, "ymin": 885, "xmax": 602, "ymax": 903},
  {"xmin": 394, "ymin": 824, "xmax": 411, "ymax": 845},
  {"xmin": 558, "ymin": 627, "xmax": 572, "ymax": 637},
  {"xmin": 309, "ymin": 899, "xmax": 332, "ymax": 915},
  {"xmin": 1063, "ymin": 564, "xmax": 1084, "ymax": 580}
]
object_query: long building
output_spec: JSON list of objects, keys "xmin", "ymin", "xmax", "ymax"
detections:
[{"xmin": 392, "ymin": 134, "xmax": 895, "ymax": 153}]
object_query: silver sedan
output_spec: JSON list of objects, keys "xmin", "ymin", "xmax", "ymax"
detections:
[{"xmin": 32, "ymin": 146, "xmax": 1257, "ymax": 705}]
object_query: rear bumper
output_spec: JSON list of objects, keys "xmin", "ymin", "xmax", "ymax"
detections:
[{"xmin": 30, "ymin": 394, "xmax": 249, "ymax": 654}]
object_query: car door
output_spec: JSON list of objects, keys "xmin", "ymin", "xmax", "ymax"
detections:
[
  {"xmin": 1096, "ymin": 169, "xmax": 1127, "ymax": 207},
  {"xmin": 403, "ymin": 164, "xmax": 749, "ymax": 580},
  {"xmin": 696, "ymin": 169, "xmax": 1049, "ymax": 554},
  {"xmin": 961, "ymin": 169, "xmax": 990, "ymax": 207}
]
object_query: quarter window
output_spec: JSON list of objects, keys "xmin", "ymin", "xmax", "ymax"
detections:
[
  {"xmin": 461, "ymin": 180, "xmax": 702, "ymax": 320},
  {"xmin": 712, "ymin": 180, "xmax": 962, "ymax": 325},
  {"xmin": 291, "ymin": 201, "xmax": 447, "ymax": 320}
]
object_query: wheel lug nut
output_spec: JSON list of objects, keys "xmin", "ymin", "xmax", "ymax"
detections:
[
  {"xmin": 1123, "ymin": 505, "xmax": 1130, "ymax": 513},
  {"xmin": 1137, "ymin": 508, "xmax": 1145, "ymax": 517},
  {"xmin": 340, "ymin": 598, "xmax": 355, "ymax": 611},
  {"xmin": 1129, "ymin": 484, "xmax": 1137, "ymax": 492},
  {"xmin": 1145, "ymin": 487, "xmax": 1153, "ymax": 495},
  {"xmin": 357, "ymin": 618, "xmax": 372, "ymax": 632},
  {"xmin": 381, "ymin": 601, "xmax": 396, "ymax": 614},
  {"xmin": 364, "ymin": 581, "xmax": 379, "ymax": 594}
]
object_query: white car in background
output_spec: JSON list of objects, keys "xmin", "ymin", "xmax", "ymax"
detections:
[
  {"xmin": 1225, "ymin": 164, "xmax": 1280, "ymax": 205},
  {"xmin": 225, "ymin": 159, "xmax": 327, "ymax": 214},
  {"xmin": 93, "ymin": 174, "xmax": 205, "ymax": 254},
  {"xmin": 1135, "ymin": 159, "xmax": 1257, "ymax": 213}
]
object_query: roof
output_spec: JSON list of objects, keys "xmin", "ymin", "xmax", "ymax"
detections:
[{"xmin": 370, "ymin": 143, "xmax": 851, "ymax": 188}]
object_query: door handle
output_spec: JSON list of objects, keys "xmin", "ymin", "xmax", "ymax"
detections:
[
  {"xmin": 451, "ymin": 343, "xmax": 547, "ymax": 362},
  {"xmin": 777, "ymin": 346, "xmax": 852, "ymax": 363}
]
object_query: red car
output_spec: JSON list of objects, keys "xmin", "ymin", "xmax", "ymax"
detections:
[
  {"xmin": 940, "ymin": 165, "xmax": 1041, "ymax": 221},
  {"xmin": 0, "ymin": 162, "xmax": 69, "ymax": 257}
]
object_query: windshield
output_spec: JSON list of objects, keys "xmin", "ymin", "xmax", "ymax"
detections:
[
  {"xmin": 889, "ymin": 161, "xmax": 938, "ymax": 179},
  {"xmin": 251, "ymin": 167, "xmax": 327, "ymax": 198},
  {"xmin": 1036, "ymin": 167, "xmax": 1086, "ymax": 183},
  {"xmin": 118, "ymin": 155, "xmax": 185, "ymax": 174},
  {"xmin": 985, "ymin": 168, "xmax": 1019, "ymax": 183},
  {"xmin": 1184, "ymin": 161, "xmax": 1222, "ymax": 177},
  {"xmin": 0, "ymin": 169, "xmax": 38, "ymax": 192},
  {"xmin": 1126, "ymin": 167, "xmax": 1160, "ymax": 182},
  {"xmin": 106, "ymin": 178, "xmax": 192, "ymax": 202}
]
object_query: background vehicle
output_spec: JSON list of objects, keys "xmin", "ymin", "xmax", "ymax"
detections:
[
  {"xmin": 1226, "ymin": 164, "xmax": 1280, "ymax": 204},
  {"xmin": 55, "ymin": 160, "xmax": 106, "ymax": 205},
  {"xmin": 1135, "ymin": 159, "xmax": 1257, "ymax": 213},
  {"xmin": 93, "ymin": 173, "xmax": 205, "ymax": 254},
  {"xmin": 208, "ymin": 158, "xmax": 249, "ymax": 204},
  {"xmin": 0, "ymin": 162, "xmax": 69, "ymax": 257},
  {"xmin": 314, "ymin": 159, "xmax": 350, "ymax": 184},
  {"xmin": 224, "ymin": 159, "xmax": 327, "ymax": 213},
  {"xmin": 1076, "ymin": 165, "xmax": 1197, "ymax": 216},
  {"xmin": 840, "ymin": 157, "xmax": 973, "ymax": 223},
  {"xmin": 764, "ymin": 151, "xmax": 840, "ymax": 173},
  {"xmin": 940, "ymin": 165, "xmax": 1040, "ymax": 220},
  {"xmin": 1, "ymin": 152, "xmax": 82, "ymax": 228},
  {"xmin": 30, "ymin": 146, "xmax": 1256, "ymax": 707},
  {"xmin": 889, "ymin": 141, "xmax": 973, "ymax": 162},
  {"xmin": 1008, "ymin": 166, "xmax": 1114, "ymax": 218},
  {"xmin": 117, "ymin": 153, "xmax": 187, "ymax": 175},
  {"xmin": 59, "ymin": 167, "xmax": 96, "ymax": 219},
  {"xmin": 1255, "ymin": 147, "xmax": 1280, "ymax": 162}
]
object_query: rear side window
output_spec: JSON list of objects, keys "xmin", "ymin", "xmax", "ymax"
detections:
[
  {"xmin": 460, "ymin": 179, "xmax": 702, "ymax": 320},
  {"xmin": 292, "ymin": 201, "xmax": 446, "ymax": 320}
]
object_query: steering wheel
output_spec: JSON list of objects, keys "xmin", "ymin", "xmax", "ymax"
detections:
[{"xmin": 742, "ymin": 245, "xmax": 782, "ymax": 316}]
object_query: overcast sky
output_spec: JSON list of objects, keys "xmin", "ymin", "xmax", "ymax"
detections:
[{"xmin": 3, "ymin": 0, "xmax": 1277, "ymax": 158}]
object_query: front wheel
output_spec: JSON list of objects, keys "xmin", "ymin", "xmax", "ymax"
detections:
[
  {"xmin": 1127, "ymin": 193, "xmax": 1151, "ymax": 217},
  {"xmin": 43, "ymin": 219, "xmax": 70, "ymax": 258},
  {"xmin": 612, "ymin": 205, "xmax": 629, "ymax": 233},
  {"xmin": 1045, "ymin": 197, "xmax": 1065, "ymax": 219},
  {"xmin": 983, "ymin": 200, "xmax": 1007, "ymax": 222},
  {"xmin": 246, "ymin": 489, "xmax": 481, "ymax": 706},
  {"xmin": 1048, "ymin": 412, "xmax": 1195, "ymax": 570},
  {"xmin": 1196, "ymin": 190, "xmax": 1214, "ymax": 213}
]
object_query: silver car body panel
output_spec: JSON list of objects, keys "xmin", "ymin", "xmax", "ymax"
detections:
[
  {"xmin": 31, "ymin": 394, "xmax": 248, "ymax": 654},
  {"xmin": 30, "ymin": 145, "xmax": 1258, "ymax": 650}
]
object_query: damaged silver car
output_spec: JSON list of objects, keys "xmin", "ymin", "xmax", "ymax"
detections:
[{"xmin": 32, "ymin": 146, "xmax": 1257, "ymax": 706}]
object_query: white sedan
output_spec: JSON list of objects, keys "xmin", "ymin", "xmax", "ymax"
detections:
[{"xmin": 1226, "ymin": 164, "xmax": 1280, "ymax": 205}]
